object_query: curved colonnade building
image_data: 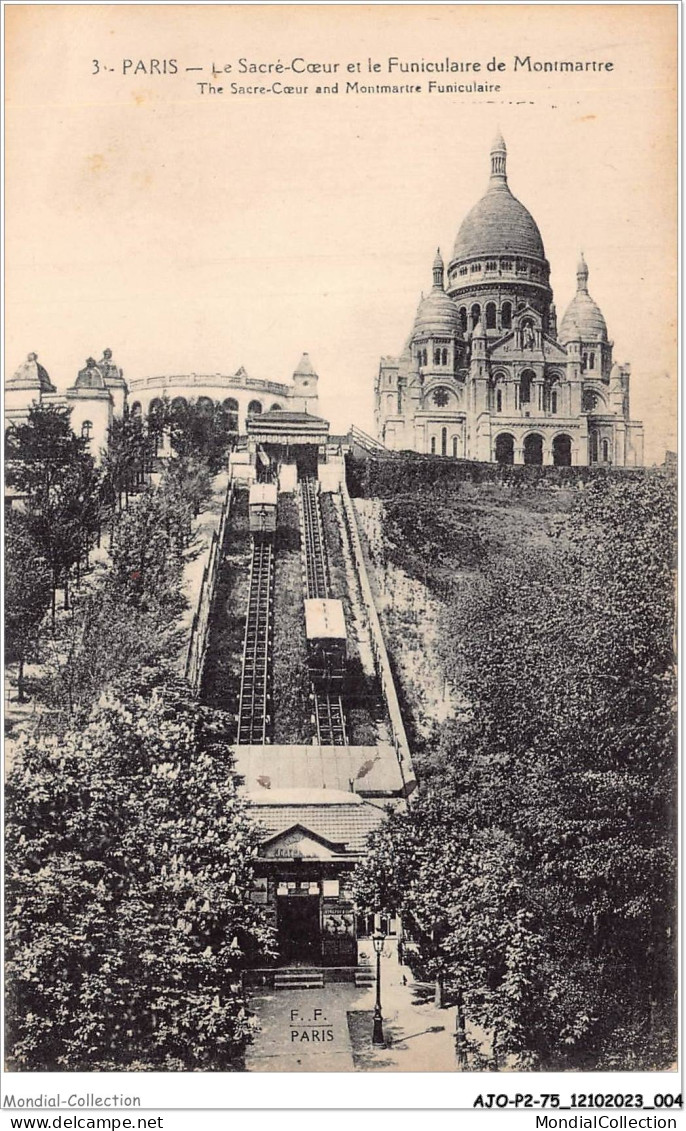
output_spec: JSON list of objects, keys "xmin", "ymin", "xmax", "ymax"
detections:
[
  {"xmin": 375, "ymin": 132, "xmax": 644, "ymax": 467},
  {"xmin": 5, "ymin": 350, "xmax": 320, "ymax": 462}
]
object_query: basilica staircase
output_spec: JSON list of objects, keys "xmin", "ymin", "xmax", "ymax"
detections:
[{"xmin": 348, "ymin": 425, "xmax": 392, "ymax": 458}]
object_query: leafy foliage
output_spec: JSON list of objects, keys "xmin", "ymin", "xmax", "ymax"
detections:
[
  {"xmin": 6, "ymin": 405, "xmax": 103, "ymax": 615},
  {"xmin": 355, "ymin": 470, "xmax": 677, "ymax": 1070},
  {"xmin": 5, "ymin": 682, "xmax": 275, "ymax": 1070},
  {"xmin": 5, "ymin": 514, "xmax": 53, "ymax": 700}
]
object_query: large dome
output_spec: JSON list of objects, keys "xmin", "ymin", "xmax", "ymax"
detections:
[
  {"xmin": 452, "ymin": 133, "xmax": 546, "ymax": 263},
  {"xmin": 559, "ymin": 255, "xmax": 608, "ymax": 343}
]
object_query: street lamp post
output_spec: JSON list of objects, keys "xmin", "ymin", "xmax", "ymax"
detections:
[{"xmin": 371, "ymin": 928, "xmax": 386, "ymax": 1046}]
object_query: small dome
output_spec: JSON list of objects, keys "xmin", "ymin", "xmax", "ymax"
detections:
[
  {"xmin": 8, "ymin": 352, "xmax": 55, "ymax": 392},
  {"xmin": 452, "ymin": 134, "xmax": 546, "ymax": 263},
  {"xmin": 559, "ymin": 254, "xmax": 608, "ymax": 344},
  {"xmin": 74, "ymin": 358, "xmax": 106, "ymax": 390},
  {"xmin": 293, "ymin": 352, "xmax": 317, "ymax": 378},
  {"xmin": 413, "ymin": 251, "xmax": 461, "ymax": 337},
  {"xmin": 413, "ymin": 289, "xmax": 461, "ymax": 337}
]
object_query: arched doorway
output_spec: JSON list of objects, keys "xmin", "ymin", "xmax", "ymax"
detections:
[
  {"xmin": 222, "ymin": 398, "xmax": 239, "ymax": 433},
  {"xmin": 247, "ymin": 400, "xmax": 262, "ymax": 416},
  {"xmin": 552, "ymin": 434, "xmax": 572, "ymax": 467},
  {"xmin": 495, "ymin": 433, "xmax": 515, "ymax": 466},
  {"xmin": 523, "ymin": 433, "xmax": 543, "ymax": 465}
]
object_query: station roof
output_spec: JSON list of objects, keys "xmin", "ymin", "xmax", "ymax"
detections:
[
  {"xmin": 304, "ymin": 598, "xmax": 346, "ymax": 640},
  {"xmin": 246, "ymin": 410, "xmax": 330, "ymax": 444},
  {"xmin": 250, "ymin": 795, "xmax": 387, "ymax": 856},
  {"xmin": 235, "ymin": 744, "xmax": 405, "ymax": 797},
  {"xmin": 249, "ymin": 483, "xmax": 278, "ymax": 505}
]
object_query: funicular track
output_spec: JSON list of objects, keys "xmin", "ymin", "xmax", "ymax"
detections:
[
  {"xmin": 237, "ymin": 539, "xmax": 274, "ymax": 744},
  {"xmin": 299, "ymin": 478, "xmax": 347, "ymax": 747}
]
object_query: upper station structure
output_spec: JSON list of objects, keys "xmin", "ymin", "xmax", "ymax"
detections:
[{"xmin": 375, "ymin": 132, "xmax": 644, "ymax": 467}]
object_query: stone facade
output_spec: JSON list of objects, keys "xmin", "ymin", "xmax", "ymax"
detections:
[{"xmin": 375, "ymin": 134, "xmax": 644, "ymax": 467}]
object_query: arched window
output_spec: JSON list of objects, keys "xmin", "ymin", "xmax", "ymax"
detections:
[
  {"xmin": 602, "ymin": 438, "xmax": 610, "ymax": 462},
  {"xmin": 441, "ymin": 427, "xmax": 447, "ymax": 456},
  {"xmin": 589, "ymin": 352, "xmax": 596, "ymax": 370},
  {"xmin": 495, "ymin": 433, "xmax": 515, "ymax": 466},
  {"xmin": 496, "ymin": 389, "xmax": 503, "ymax": 413},
  {"xmin": 452, "ymin": 436, "xmax": 458, "ymax": 458},
  {"xmin": 171, "ymin": 396, "xmax": 188, "ymax": 413},
  {"xmin": 247, "ymin": 400, "xmax": 262, "ymax": 415},
  {"xmin": 130, "ymin": 401, "xmax": 142, "ymax": 419},
  {"xmin": 486, "ymin": 302, "xmax": 497, "ymax": 329},
  {"xmin": 553, "ymin": 434, "xmax": 572, "ymax": 467},
  {"xmin": 523, "ymin": 433, "xmax": 543, "ymax": 465},
  {"xmin": 434, "ymin": 348, "xmax": 441, "ymax": 366},
  {"xmin": 196, "ymin": 396, "xmax": 214, "ymax": 416},
  {"xmin": 81, "ymin": 420, "xmax": 93, "ymax": 441},
  {"xmin": 519, "ymin": 371, "xmax": 534, "ymax": 405},
  {"xmin": 270, "ymin": 403, "xmax": 283, "ymax": 411},
  {"xmin": 582, "ymin": 390, "xmax": 598, "ymax": 413},
  {"xmin": 589, "ymin": 432, "xmax": 599, "ymax": 463},
  {"xmin": 459, "ymin": 307, "xmax": 468, "ymax": 333},
  {"xmin": 471, "ymin": 303, "xmax": 481, "ymax": 330},
  {"xmin": 222, "ymin": 397, "xmax": 239, "ymax": 432},
  {"xmin": 441, "ymin": 348, "xmax": 448, "ymax": 366},
  {"xmin": 551, "ymin": 390, "xmax": 558, "ymax": 414},
  {"xmin": 430, "ymin": 436, "xmax": 437, "ymax": 455},
  {"xmin": 501, "ymin": 301, "xmax": 512, "ymax": 330}
]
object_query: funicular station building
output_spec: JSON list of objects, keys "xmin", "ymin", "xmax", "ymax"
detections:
[{"xmin": 7, "ymin": 342, "xmax": 411, "ymax": 982}]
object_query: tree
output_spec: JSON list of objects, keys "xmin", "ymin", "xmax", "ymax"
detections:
[
  {"xmin": 102, "ymin": 413, "xmax": 155, "ymax": 516},
  {"xmin": 5, "ymin": 514, "xmax": 52, "ymax": 701},
  {"xmin": 356, "ymin": 470, "xmax": 677, "ymax": 1069},
  {"xmin": 166, "ymin": 399, "xmax": 236, "ymax": 474},
  {"xmin": 6, "ymin": 406, "xmax": 102, "ymax": 619},
  {"xmin": 5, "ymin": 680, "xmax": 275, "ymax": 1071}
]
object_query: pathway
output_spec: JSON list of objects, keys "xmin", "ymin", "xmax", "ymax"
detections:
[{"xmin": 245, "ymin": 946, "xmax": 461, "ymax": 1073}]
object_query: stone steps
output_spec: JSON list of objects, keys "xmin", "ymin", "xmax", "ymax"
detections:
[{"xmin": 274, "ymin": 969, "xmax": 324, "ymax": 990}]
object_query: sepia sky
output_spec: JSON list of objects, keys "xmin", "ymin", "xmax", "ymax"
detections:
[{"xmin": 5, "ymin": 4, "xmax": 677, "ymax": 462}]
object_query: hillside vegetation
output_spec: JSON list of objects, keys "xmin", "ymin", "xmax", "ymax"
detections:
[{"xmin": 352, "ymin": 458, "xmax": 677, "ymax": 1071}]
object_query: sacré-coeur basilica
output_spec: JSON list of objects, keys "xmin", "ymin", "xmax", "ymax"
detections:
[{"xmin": 375, "ymin": 132, "xmax": 644, "ymax": 467}]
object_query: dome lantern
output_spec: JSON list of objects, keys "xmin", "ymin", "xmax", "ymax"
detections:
[
  {"xmin": 432, "ymin": 248, "xmax": 445, "ymax": 290},
  {"xmin": 490, "ymin": 129, "xmax": 507, "ymax": 182},
  {"xmin": 576, "ymin": 252, "xmax": 590, "ymax": 293}
]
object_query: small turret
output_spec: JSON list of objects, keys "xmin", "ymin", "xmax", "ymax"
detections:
[
  {"xmin": 432, "ymin": 248, "xmax": 445, "ymax": 290},
  {"xmin": 291, "ymin": 352, "xmax": 319, "ymax": 415},
  {"xmin": 576, "ymin": 252, "xmax": 589, "ymax": 293}
]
